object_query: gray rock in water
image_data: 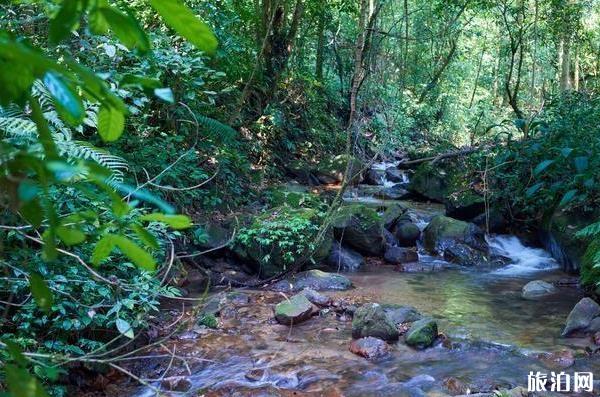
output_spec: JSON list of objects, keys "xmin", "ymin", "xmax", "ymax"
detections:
[
  {"xmin": 376, "ymin": 185, "xmax": 411, "ymax": 200},
  {"xmin": 443, "ymin": 243, "xmax": 486, "ymax": 266},
  {"xmin": 271, "ymin": 270, "xmax": 353, "ymax": 292},
  {"xmin": 382, "ymin": 204, "xmax": 408, "ymax": 230},
  {"xmin": 403, "ymin": 374, "xmax": 436, "ymax": 391},
  {"xmin": 521, "ymin": 280, "xmax": 557, "ymax": 300},
  {"xmin": 327, "ymin": 242, "xmax": 364, "ymax": 272},
  {"xmin": 386, "ymin": 168, "xmax": 407, "ymax": 183},
  {"xmin": 384, "ymin": 246, "xmax": 419, "ymax": 264},
  {"xmin": 405, "ymin": 318, "xmax": 438, "ymax": 349},
  {"xmin": 394, "ymin": 221, "xmax": 421, "ymax": 247},
  {"xmin": 562, "ymin": 297, "xmax": 600, "ymax": 337},
  {"xmin": 365, "ymin": 168, "xmax": 386, "ymax": 185},
  {"xmin": 298, "ymin": 288, "xmax": 330, "ymax": 306},
  {"xmin": 352, "ymin": 303, "xmax": 399, "ymax": 341},
  {"xmin": 349, "ymin": 336, "xmax": 390, "ymax": 359},
  {"xmin": 382, "ymin": 304, "xmax": 422, "ymax": 325},
  {"xmin": 332, "ymin": 205, "xmax": 385, "ymax": 256},
  {"xmin": 274, "ymin": 294, "xmax": 314, "ymax": 325}
]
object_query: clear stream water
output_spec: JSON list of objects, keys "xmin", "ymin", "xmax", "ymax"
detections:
[{"xmin": 134, "ymin": 168, "xmax": 600, "ymax": 396}]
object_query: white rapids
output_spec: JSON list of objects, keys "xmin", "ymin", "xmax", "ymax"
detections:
[{"xmin": 487, "ymin": 235, "xmax": 559, "ymax": 276}]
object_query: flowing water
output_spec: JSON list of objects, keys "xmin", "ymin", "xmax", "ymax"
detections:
[{"xmin": 133, "ymin": 164, "xmax": 600, "ymax": 396}]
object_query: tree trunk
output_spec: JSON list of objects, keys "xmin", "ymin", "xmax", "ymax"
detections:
[
  {"xmin": 560, "ymin": 34, "xmax": 572, "ymax": 90},
  {"xmin": 315, "ymin": 11, "xmax": 326, "ymax": 81}
]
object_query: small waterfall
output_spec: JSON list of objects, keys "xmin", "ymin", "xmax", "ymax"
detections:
[{"xmin": 487, "ymin": 235, "xmax": 559, "ymax": 276}]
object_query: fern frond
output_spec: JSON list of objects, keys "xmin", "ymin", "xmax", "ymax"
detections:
[
  {"xmin": 197, "ymin": 114, "xmax": 237, "ymax": 141},
  {"xmin": 575, "ymin": 221, "xmax": 600, "ymax": 238}
]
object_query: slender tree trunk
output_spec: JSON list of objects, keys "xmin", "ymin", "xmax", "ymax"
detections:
[
  {"xmin": 530, "ymin": 0, "xmax": 539, "ymax": 99},
  {"xmin": 315, "ymin": 12, "xmax": 326, "ymax": 81},
  {"xmin": 574, "ymin": 46, "xmax": 579, "ymax": 91},
  {"xmin": 469, "ymin": 43, "xmax": 485, "ymax": 108},
  {"xmin": 560, "ymin": 34, "xmax": 572, "ymax": 90}
]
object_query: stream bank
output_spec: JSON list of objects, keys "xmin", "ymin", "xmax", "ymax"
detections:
[{"xmin": 110, "ymin": 160, "xmax": 600, "ymax": 397}]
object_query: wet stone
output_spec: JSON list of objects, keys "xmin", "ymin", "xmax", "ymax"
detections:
[
  {"xmin": 349, "ymin": 337, "xmax": 390, "ymax": 359},
  {"xmin": 160, "ymin": 376, "xmax": 192, "ymax": 392},
  {"xmin": 274, "ymin": 294, "xmax": 314, "ymax": 325}
]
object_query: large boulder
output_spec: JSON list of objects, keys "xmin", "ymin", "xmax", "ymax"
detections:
[
  {"xmin": 408, "ymin": 163, "xmax": 450, "ymax": 202},
  {"xmin": 332, "ymin": 205, "xmax": 385, "ymax": 256},
  {"xmin": 561, "ymin": 297, "xmax": 600, "ymax": 336},
  {"xmin": 271, "ymin": 270, "xmax": 353, "ymax": 292},
  {"xmin": 384, "ymin": 246, "xmax": 418, "ymax": 264},
  {"xmin": 443, "ymin": 243, "xmax": 487, "ymax": 267},
  {"xmin": 327, "ymin": 242, "xmax": 365, "ymax": 272},
  {"xmin": 394, "ymin": 221, "xmax": 421, "ymax": 247},
  {"xmin": 194, "ymin": 223, "xmax": 231, "ymax": 251},
  {"xmin": 423, "ymin": 215, "xmax": 487, "ymax": 258},
  {"xmin": 237, "ymin": 208, "xmax": 332, "ymax": 279},
  {"xmin": 274, "ymin": 294, "xmax": 315, "ymax": 325},
  {"xmin": 521, "ymin": 280, "xmax": 557, "ymax": 300},
  {"xmin": 382, "ymin": 204, "xmax": 407, "ymax": 230},
  {"xmin": 352, "ymin": 303, "xmax": 399, "ymax": 341},
  {"xmin": 444, "ymin": 190, "xmax": 485, "ymax": 221},
  {"xmin": 365, "ymin": 168, "xmax": 386, "ymax": 185},
  {"xmin": 386, "ymin": 168, "xmax": 408, "ymax": 184},
  {"xmin": 313, "ymin": 154, "xmax": 364, "ymax": 185},
  {"xmin": 405, "ymin": 318, "xmax": 438, "ymax": 349}
]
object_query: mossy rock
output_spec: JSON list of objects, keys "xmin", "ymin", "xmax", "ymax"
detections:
[
  {"xmin": 274, "ymin": 294, "xmax": 314, "ymax": 325},
  {"xmin": 352, "ymin": 303, "xmax": 399, "ymax": 341},
  {"xmin": 332, "ymin": 204, "xmax": 385, "ymax": 256},
  {"xmin": 445, "ymin": 190, "xmax": 485, "ymax": 220},
  {"xmin": 541, "ymin": 209, "xmax": 597, "ymax": 278},
  {"xmin": 194, "ymin": 223, "xmax": 231, "ymax": 251},
  {"xmin": 382, "ymin": 204, "xmax": 407, "ymax": 229},
  {"xmin": 405, "ymin": 318, "xmax": 438, "ymax": 349},
  {"xmin": 314, "ymin": 154, "xmax": 364, "ymax": 185},
  {"xmin": 237, "ymin": 207, "xmax": 328, "ymax": 279},
  {"xmin": 423, "ymin": 215, "xmax": 485, "ymax": 254},
  {"xmin": 408, "ymin": 163, "xmax": 450, "ymax": 202}
]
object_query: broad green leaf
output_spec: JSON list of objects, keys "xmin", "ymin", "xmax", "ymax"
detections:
[
  {"xmin": 43, "ymin": 72, "xmax": 84, "ymax": 125},
  {"xmin": 132, "ymin": 224, "xmax": 160, "ymax": 249},
  {"xmin": 525, "ymin": 182, "xmax": 543, "ymax": 197},
  {"xmin": 574, "ymin": 156, "xmax": 589, "ymax": 173},
  {"xmin": 91, "ymin": 234, "xmax": 117, "ymax": 265},
  {"xmin": 89, "ymin": 10, "xmax": 109, "ymax": 35},
  {"xmin": 154, "ymin": 88, "xmax": 174, "ymax": 103},
  {"xmin": 18, "ymin": 180, "xmax": 39, "ymax": 202},
  {"xmin": 559, "ymin": 189, "xmax": 577, "ymax": 207},
  {"xmin": 533, "ymin": 159, "xmax": 554, "ymax": 176},
  {"xmin": 111, "ymin": 182, "xmax": 175, "ymax": 214},
  {"xmin": 113, "ymin": 235, "xmax": 157, "ymax": 271},
  {"xmin": 100, "ymin": 7, "xmax": 150, "ymax": 53},
  {"xmin": 29, "ymin": 273, "xmax": 53, "ymax": 312},
  {"xmin": 3, "ymin": 340, "xmax": 27, "ymax": 366},
  {"xmin": 97, "ymin": 104, "xmax": 125, "ymax": 142},
  {"xmin": 5, "ymin": 364, "xmax": 50, "ymax": 397},
  {"xmin": 560, "ymin": 147, "xmax": 573, "ymax": 157},
  {"xmin": 49, "ymin": 0, "xmax": 80, "ymax": 44},
  {"xmin": 149, "ymin": 0, "xmax": 218, "ymax": 54},
  {"xmin": 120, "ymin": 74, "xmax": 161, "ymax": 89},
  {"xmin": 115, "ymin": 318, "xmax": 134, "ymax": 339},
  {"xmin": 141, "ymin": 213, "xmax": 192, "ymax": 229},
  {"xmin": 56, "ymin": 226, "xmax": 86, "ymax": 246}
]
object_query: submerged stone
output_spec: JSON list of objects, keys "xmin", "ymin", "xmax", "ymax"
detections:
[
  {"xmin": 349, "ymin": 337, "xmax": 390, "ymax": 359},
  {"xmin": 521, "ymin": 280, "xmax": 557, "ymax": 300}
]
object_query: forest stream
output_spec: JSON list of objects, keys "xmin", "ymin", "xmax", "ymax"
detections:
[{"xmin": 130, "ymin": 165, "xmax": 600, "ymax": 397}]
